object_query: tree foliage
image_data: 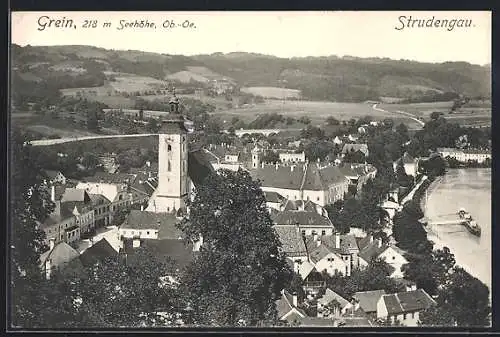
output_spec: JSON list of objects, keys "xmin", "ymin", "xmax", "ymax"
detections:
[{"xmin": 177, "ymin": 169, "xmax": 293, "ymax": 326}]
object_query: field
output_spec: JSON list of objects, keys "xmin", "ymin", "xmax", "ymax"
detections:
[
  {"xmin": 379, "ymin": 101, "xmax": 491, "ymax": 127},
  {"xmin": 166, "ymin": 71, "xmax": 210, "ymax": 83},
  {"xmin": 240, "ymin": 87, "xmax": 301, "ymax": 99},
  {"xmin": 210, "ymin": 99, "xmax": 423, "ymax": 129}
]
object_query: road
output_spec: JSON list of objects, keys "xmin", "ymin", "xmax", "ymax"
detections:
[
  {"xmin": 400, "ymin": 175, "xmax": 428, "ymax": 205},
  {"xmin": 372, "ymin": 104, "xmax": 425, "ymax": 128},
  {"xmin": 26, "ymin": 133, "xmax": 158, "ymax": 146}
]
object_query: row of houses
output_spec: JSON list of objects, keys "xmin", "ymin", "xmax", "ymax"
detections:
[
  {"xmin": 436, "ymin": 147, "xmax": 491, "ymax": 163},
  {"xmin": 277, "ymin": 286, "xmax": 435, "ymax": 327},
  {"xmin": 39, "ymin": 169, "xmax": 160, "ymax": 248}
]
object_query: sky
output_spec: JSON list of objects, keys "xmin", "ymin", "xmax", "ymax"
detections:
[{"xmin": 11, "ymin": 11, "xmax": 492, "ymax": 65}]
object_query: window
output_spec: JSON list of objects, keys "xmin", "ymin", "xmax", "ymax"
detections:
[
  {"xmin": 411, "ymin": 312, "xmax": 415, "ymax": 319},
  {"xmin": 392, "ymin": 256, "xmax": 396, "ymax": 260},
  {"xmin": 182, "ymin": 136, "xmax": 186, "ymax": 142},
  {"xmin": 301, "ymin": 230, "xmax": 306, "ymax": 236},
  {"xmin": 312, "ymin": 230, "xmax": 317, "ymax": 235},
  {"xmin": 167, "ymin": 144, "xmax": 172, "ymax": 151},
  {"xmin": 147, "ymin": 231, "xmax": 150, "ymax": 235},
  {"xmin": 168, "ymin": 160, "xmax": 171, "ymax": 172},
  {"xmin": 322, "ymin": 230, "xmax": 326, "ymax": 236},
  {"xmin": 306, "ymin": 196, "xmax": 310, "ymax": 201},
  {"xmin": 317, "ymin": 197, "xmax": 320, "ymax": 201},
  {"xmin": 403, "ymin": 313, "xmax": 407, "ymax": 320}
]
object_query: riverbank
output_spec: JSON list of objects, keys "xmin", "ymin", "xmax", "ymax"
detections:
[
  {"xmin": 421, "ymin": 169, "xmax": 491, "ymax": 293},
  {"xmin": 418, "ymin": 175, "xmax": 443, "ymax": 214}
]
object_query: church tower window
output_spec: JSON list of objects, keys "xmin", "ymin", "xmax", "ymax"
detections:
[
  {"xmin": 168, "ymin": 160, "xmax": 171, "ymax": 172},
  {"xmin": 167, "ymin": 144, "xmax": 172, "ymax": 151}
]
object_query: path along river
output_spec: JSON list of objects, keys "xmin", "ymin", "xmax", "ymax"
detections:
[{"xmin": 422, "ymin": 168, "xmax": 491, "ymax": 292}]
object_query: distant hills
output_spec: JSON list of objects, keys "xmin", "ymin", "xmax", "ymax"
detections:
[{"xmin": 11, "ymin": 44, "xmax": 491, "ymax": 103}]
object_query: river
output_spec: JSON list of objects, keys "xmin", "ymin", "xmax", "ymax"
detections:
[{"xmin": 423, "ymin": 168, "xmax": 491, "ymax": 292}]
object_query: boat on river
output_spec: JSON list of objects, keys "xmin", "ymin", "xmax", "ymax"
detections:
[{"xmin": 458, "ymin": 208, "xmax": 481, "ymax": 236}]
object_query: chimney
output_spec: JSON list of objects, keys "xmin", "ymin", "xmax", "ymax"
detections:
[
  {"xmin": 275, "ymin": 163, "xmax": 279, "ymax": 170},
  {"xmin": 376, "ymin": 238, "xmax": 382, "ymax": 248},
  {"xmin": 316, "ymin": 237, "xmax": 321, "ymax": 247},
  {"xmin": 369, "ymin": 235, "xmax": 373, "ymax": 244},
  {"xmin": 313, "ymin": 233, "xmax": 318, "ymax": 242},
  {"xmin": 49, "ymin": 238, "xmax": 55, "ymax": 251},
  {"xmin": 354, "ymin": 300, "xmax": 360, "ymax": 311},
  {"xmin": 51, "ymin": 185, "xmax": 55, "ymax": 202},
  {"xmin": 148, "ymin": 171, "xmax": 152, "ymax": 179},
  {"xmin": 133, "ymin": 238, "xmax": 141, "ymax": 248},
  {"xmin": 296, "ymin": 223, "xmax": 300, "ymax": 234},
  {"xmin": 292, "ymin": 293, "xmax": 298, "ymax": 307},
  {"xmin": 335, "ymin": 232, "xmax": 341, "ymax": 249},
  {"xmin": 140, "ymin": 205, "xmax": 144, "ymax": 211},
  {"xmin": 88, "ymin": 237, "xmax": 94, "ymax": 248},
  {"xmin": 146, "ymin": 161, "xmax": 151, "ymax": 167},
  {"xmin": 291, "ymin": 165, "xmax": 294, "ymax": 172}
]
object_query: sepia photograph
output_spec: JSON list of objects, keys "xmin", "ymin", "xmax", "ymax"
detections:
[{"xmin": 9, "ymin": 11, "xmax": 492, "ymax": 329}]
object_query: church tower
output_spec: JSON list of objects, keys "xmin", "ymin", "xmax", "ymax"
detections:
[
  {"xmin": 147, "ymin": 89, "xmax": 189, "ymax": 213},
  {"xmin": 251, "ymin": 145, "xmax": 262, "ymax": 169}
]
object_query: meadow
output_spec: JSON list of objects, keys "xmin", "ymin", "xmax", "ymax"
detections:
[
  {"xmin": 379, "ymin": 101, "xmax": 491, "ymax": 127},
  {"xmin": 240, "ymin": 87, "xmax": 301, "ymax": 99},
  {"xmin": 210, "ymin": 99, "xmax": 423, "ymax": 129}
]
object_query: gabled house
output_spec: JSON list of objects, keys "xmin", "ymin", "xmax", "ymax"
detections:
[
  {"xmin": 264, "ymin": 191, "xmax": 285, "ymax": 211},
  {"xmin": 358, "ymin": 235, "xmax": 408, "ymax": 278},
  {"xmin": 353, "ymin": 290, "xmax": 386, "ymax": 318},
  {"xmin": 317, "ymin": 288, "xmax": 353, "ymax": 318},
  {"xmin": 271, "ymin": 210, "xmax": 335, "ymax": 237},
  {"xmin": 306, "ymin": 238, "xmax": 350, "ymax": 276},
  {"xmin": 42, "ymin": 170, "xmax": 67, "ymax": 185},
  {"xmin": 60, "ymin": 188, "xmax": 95, "ymax": 236},
  {"xmin": 79, "ymin": 238, "xmax": 118, "ymax": 268},
  {"xmin": 119, "ymin": 210, "xmax": 182, "ymax": 241},
  {"xmin": 280, "ymin": 199, "xmax": 328, "ymax": 217},
  {"xmin": 89, "ymin": 193, "xmax": 112, "ymax": 228},
  {"xmin": 39, "ymin": 239, "xmax": 81, "ymax": 279},
  {"xmin": 376, "ymin": 289, "xmax": 436, "ymax": 326},
  {"xmin": 274, "ymin": 225, "xmax": 309, "ymax": 274},
  {"xmin": 276, "ymin": 289, "xmax": 307, "ymax": 323},
  {"xmin": 393, "ymin": 152, "xmax": 419, "ymax": 177}
]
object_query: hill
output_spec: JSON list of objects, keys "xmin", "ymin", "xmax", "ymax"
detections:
[{"xmin": 11, "ymin": 44, "xmax": 491, "ymax": 104}]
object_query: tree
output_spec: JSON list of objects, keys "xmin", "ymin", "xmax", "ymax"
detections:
[
  {"xmin": 343, "ymin": 150, "xmax": 366, "ymax": 164},
  {"xmin": 112, "ymin": 208, "xmax": 129, "ymax": 226},
  {"xmin": 177, "ymin": 169, "xmax": 293, "ymax": 326},
  {"xmin": 439, "ymin": 267, "xmax": 490, "ymax": 327},
  {"xmin": 71, "ymin": 249, "xmax": 183, "ymax": 327},
  {"xmin": 392, "ymin": 201, "xmax": 428, "ymax": 253},
  {"xmin": 395, "ymin": 160, "xmax": 412, "ymax": 187},
  {"xmin": 261, "ymin": 151, "xmax": 280, "ymax": 164},
  {"xmin": 298, "ymin": 116, "xmax": 311, "ymax": 125},
  {"xmin": 419, "ymin": 304, "xmax": 456, "ymax": 326},
  {"xmin": 326, "ymin": 116, "xmax": 340, "ymax": 126},
  {"xmin": 10, "ymin": 130, "xmax": 54, "ymax": 327},
  {"xmin": 82, "ymin": 152, "xmax": 99, "ymax": 170},
  {"xmin": 430, "ymin": 111, "xmax": 441, "ymax": 120}
]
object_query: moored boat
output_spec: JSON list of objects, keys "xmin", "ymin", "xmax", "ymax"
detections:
[{"xmin": 465, "ymin": 220, "xmax": 481, "ymax": 236}]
